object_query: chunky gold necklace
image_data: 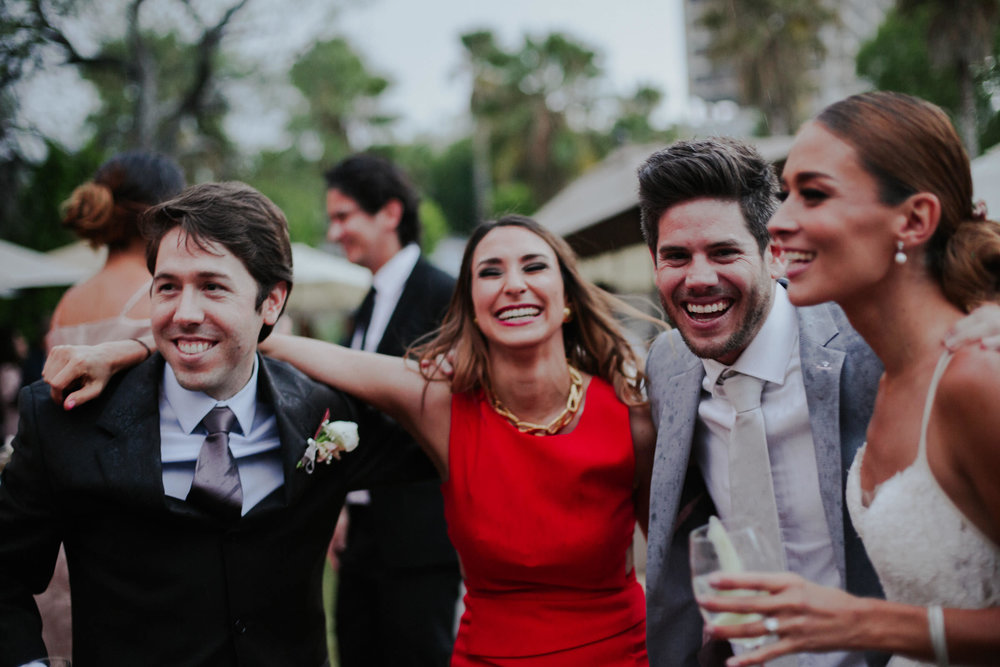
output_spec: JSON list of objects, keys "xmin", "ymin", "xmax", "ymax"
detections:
[{"xmin": 488, "ymin": 365, "xmax": 584, "ymax": 436}]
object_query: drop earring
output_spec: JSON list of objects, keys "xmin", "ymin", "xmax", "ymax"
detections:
[{"xmin": 894, "ymin": 240, "xmax": 907, "ymax": 265}]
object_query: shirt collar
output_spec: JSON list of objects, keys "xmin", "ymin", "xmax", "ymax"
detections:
[
  {"xmin": 162, "ymin": 354, "xmax": 260, "ymax": 435},
  {"xmin": 701, "ymin": 283, "xmax": 799, "ymax": 388},
  {"xmin": 371, "ymin": 243, "xmax": 420, "ymax": 296}
]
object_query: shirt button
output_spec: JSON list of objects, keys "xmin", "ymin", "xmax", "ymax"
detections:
[{"xmin": 233, "ymin": 619, "xmax": 247, "ymax": 634}]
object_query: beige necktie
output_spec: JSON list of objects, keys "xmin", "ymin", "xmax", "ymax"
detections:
[
  {"xmin": 723, "ymin": 371, "xmax": 785, "ymax": 569},
  {"xmin": 724, "ymin": 372, "xmax": 800, "ymax": 665}
]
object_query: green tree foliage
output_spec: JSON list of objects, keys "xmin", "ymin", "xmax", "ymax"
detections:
[
  {"xmin": 289, "ymin": 38, "xmax": 394, "ymax": 162},
  {"xmin": 249, "ymin": 147, "xmax": 328, "ymax": 246},
  {"xmin": 461, "ymin": 30, "xmax": 607, "ymax": 214},
  {"xmin": 698, "ymin": 0, "xmax": 837, "ymax": 135},
  {"xmin": 894, "ymin": 0, "xmax": 1000, "ymax": 155},
  {"xmin": 857, "ymin": 5, "xmax": 1000, "ymax": 155},
  {"xmin": 16, "ymin": 0, "xmax": 252, "ymax": 166}
]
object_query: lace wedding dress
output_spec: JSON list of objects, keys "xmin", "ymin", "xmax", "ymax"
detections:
[{"xmin": 846, "ymin": 351, "xmax": 1000, "ymax": 666}]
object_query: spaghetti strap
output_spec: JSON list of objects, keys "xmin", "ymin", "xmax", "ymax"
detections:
[
  {"xmin": 119, "ymin": 280, "xmax": 152, "ymax": 317},
  {"xmin": 916, "ymin": 351, "xmax": 954, "ymax": 461}
]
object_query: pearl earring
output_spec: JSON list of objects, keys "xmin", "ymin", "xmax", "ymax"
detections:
[
  {"xmin": 562, "ymin": 307, "xmax": 572, "ymax": 323},
  {"xmin": 894, "ymin": 240, "xmax": 907, "ymax": 265}
]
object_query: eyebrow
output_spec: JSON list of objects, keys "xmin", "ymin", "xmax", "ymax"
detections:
[
  {"xmin": 657, "ymin": 239, "xmax": 743, "ymax": 253},
  {"xmin": 153, "ymin": 270, "xmax": 233, "ymax": 282},
  {"xmin": 783, "ymin": 170, "xmax": 833, "ymax": 187},
  {"xmin": 475, "ymin": 252, "xmax": 548, "ymax": 268}
]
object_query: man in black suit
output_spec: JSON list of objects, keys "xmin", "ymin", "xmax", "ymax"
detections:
[
  {"xmin": 0, "ymin": 182, "xmax": 428, "ymax": 667},
  {"xmin": 324, "ymin": 154, "xmax": 459, "ymax": 667}
]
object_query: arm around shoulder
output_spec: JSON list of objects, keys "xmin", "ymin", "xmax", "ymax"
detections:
[{"xmin": 262, "ymin": 333, "xmax": 454, "ymax": 477}]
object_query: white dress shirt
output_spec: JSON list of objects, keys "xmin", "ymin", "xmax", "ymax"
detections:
[
  {"xmin": 694, "ymin": 286, "xmax": 861, "ymax": 667},
  {"xmin": 346, "ymin": 243, "xmax": 420, "ymax": 505},
  {"xmin": 160, "ymin": 355, "xmax": 283, "ymax": 516},
  {"xmin": 351, "ymin": 243, "xmax": 421, "ymax": 353}
]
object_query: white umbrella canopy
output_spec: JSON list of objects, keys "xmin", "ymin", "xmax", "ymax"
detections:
[
  {"xmin": 286, "ymin": 243, "xmax": 370, "ymax": 313},
  {"xmin": 0, "ymin": 240, "xmax": 91, "ymax": 296}
]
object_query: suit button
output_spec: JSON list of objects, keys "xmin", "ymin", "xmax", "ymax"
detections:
[{"xmin": 233, "ymin": 619, "xmax": 247, "ymax": 634}]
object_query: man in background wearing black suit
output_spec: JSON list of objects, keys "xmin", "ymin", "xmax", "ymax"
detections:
[{"xmin": 324, "ymin": 154, "xmax": 460, "ymax": 667}]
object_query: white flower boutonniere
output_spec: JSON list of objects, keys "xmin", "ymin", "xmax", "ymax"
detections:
[{"xmin": 297, "ymin": 408, "xmax": 360, "ymax": 473}]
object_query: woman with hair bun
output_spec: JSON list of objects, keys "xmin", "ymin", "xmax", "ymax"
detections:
[
  {"xmin": 700, "ymin": 91, "xmax": 1000, "ymax": 666},
  {"xmin": 47, "ymin": 151, "xmax": 185, "ymax": 349}
]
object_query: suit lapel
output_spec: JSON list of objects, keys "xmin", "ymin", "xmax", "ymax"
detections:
[
  {"xmin": 797, "ymin": 305, "xmax": 849, "ymax": 580},
  {"xmin": 94, "ymin": 356, "xmax": 169, "ymax": 511},
  {"xmin": 648, "ymin": 334, "xmax": 705, "ymax": 550},
  {"xmin": 255, "ymin": 356, "xmax": 325, "ymax": 508}
]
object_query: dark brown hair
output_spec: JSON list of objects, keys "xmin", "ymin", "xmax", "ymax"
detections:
[
  {"xmin": 324, "ymin": 154, "xmax": 422, "ymax": 247},
  {"xmin": 61, "ymin": 152, "xmax": 185, "ymax": 250},
  {"xmin": 141, "ymin": 182, "xmax": 293, "ymax": 341},
  {"xmin": 637, "ymin": 137, "xmax": 779, "ymax": 254}
]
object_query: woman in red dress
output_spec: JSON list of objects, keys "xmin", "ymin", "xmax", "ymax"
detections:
[{"xmin": 267, "ymin": 215, "xmax": 658, "ymax": 665}]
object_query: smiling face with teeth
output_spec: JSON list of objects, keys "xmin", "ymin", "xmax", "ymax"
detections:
[
  {"xmin": 470, "ymin": 226, "xmax": 567, "ymax": 355},
  {"xmin": 151, "ymin": 227, "xmax": 287, "ymax": 400},
  {"xmin": 768, "ymin": 121, "xmax": 907, "ymax": 310},
  {"xmin": 653, "ymin": 198, "xmax": 783, "ymax": 364}
]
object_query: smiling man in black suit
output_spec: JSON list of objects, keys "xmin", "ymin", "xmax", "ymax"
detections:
[{"xmin": 0, "ymin": 182, "xmax": 428, "ymax": 667}]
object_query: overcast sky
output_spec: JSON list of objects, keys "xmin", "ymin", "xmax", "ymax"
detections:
[{"xmin": 333, "ymin": 0, "xmax": 688, "ymax": 138}]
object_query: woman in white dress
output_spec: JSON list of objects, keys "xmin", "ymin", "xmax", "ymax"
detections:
[{"xmin": 699, "ymin": 91, "xmax": 1000, "ymax": 665}]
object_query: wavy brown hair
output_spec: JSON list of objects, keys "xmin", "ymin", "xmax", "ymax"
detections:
[
  {"xmin": 412, "ymin": 215, "xmax": 664, "ymax": 406},
  {"xmin": 817, "ymin": 91, "xmax": 1000, "ymax": 311}
]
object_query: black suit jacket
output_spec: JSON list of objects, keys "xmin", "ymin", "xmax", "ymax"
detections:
[
  {"xmin": 0, "ymin": 354, "xmax": 430, "ymax": 667},
  {"xmin": 342, "ymin": 256, "xmax": 458, "ymax": 570}
]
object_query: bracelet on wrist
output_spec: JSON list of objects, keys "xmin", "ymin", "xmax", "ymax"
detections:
[{"xmin": 927, "ymin": 605, "xmax": 949, "ymax": 667}]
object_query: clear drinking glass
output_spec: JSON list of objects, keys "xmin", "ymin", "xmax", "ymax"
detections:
[{"xmin": 689, "ymin": 519, "xmax": 781, "ymax": 649}]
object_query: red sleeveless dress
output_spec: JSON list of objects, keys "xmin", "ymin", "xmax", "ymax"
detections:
[{"xmin": 444, "ymin": 377, "xmax": 648, "ymax": 665}]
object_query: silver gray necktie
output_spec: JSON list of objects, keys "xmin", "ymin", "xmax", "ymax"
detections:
[
  {"xmin": 723, "ymin": 371, "xmax": 785, "ymax": 568},
  {"xmin": 187, "ymin": 406, "xmax": 242, "ymax": 520},
  {"xmin": 724, "ymin": 372, "xmax": 800, "ymax": 665}
]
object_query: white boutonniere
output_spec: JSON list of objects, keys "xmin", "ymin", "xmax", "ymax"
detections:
[{"xmin": 297, "ymin": 408, "xmax": 360, "ymax": 473}]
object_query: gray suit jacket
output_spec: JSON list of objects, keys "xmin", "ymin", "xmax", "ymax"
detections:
[{"xmin": 644, "ymin": 300, "xmax": 888, "ymax": 667}]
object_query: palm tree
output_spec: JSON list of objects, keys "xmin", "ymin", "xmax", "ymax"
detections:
[
  {"xmin": 898, "ymin": 0, "xmax": 1000, "ymax": 155},
  {"xmin": 698, "ymin": 0, "xmax": 837, "ymax": 135},
  {"xmin": 461, "ymin": 30, "xmax": 603, "ymax": 212}
]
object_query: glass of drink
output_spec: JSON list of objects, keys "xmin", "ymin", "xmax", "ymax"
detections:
[{"xmin": 689, "ymin": 516, "xmax": 780, "ymax": 649}]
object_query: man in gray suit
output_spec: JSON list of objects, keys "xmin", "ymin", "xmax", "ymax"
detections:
[{"xmin": 637, "ymin": 138, "xmax": 887, "ymax": 667}]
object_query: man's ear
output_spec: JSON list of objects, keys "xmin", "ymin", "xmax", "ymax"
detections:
[
  {"xmin": 377, "ymin": 198, "xmax": 403, "ymax": 231},
  {"xmin": 261, "ymin": 281, "xmax": 289, "ymax": 325}
]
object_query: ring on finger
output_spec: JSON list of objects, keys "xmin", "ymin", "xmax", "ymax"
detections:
[{"xmin": 763, "ymin": 616, "xmax": 780, "ymax": 634}]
